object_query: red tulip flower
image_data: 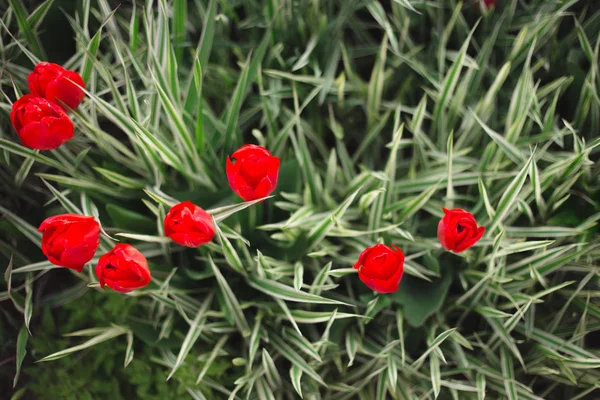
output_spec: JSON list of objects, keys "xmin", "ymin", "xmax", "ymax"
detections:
[
  {"xmin": 28, "ymin": 62, "xmax": 86, "ymax": 110},
  {"xmin": 38, "ymin": 214, "xmax": 100, "ymax": 272},
  {"xmin": 353, "ymin": 244, "xmax": 404, "ymax": 294},
  {"xmin": 475, "ymin": 0, "xmax": 496, "ymax": 10},
  {"xmin": 438, "ymin": 208, "xmax": 485, "ymax": 253},
  {"xmin": 10, "ymin": 95, "xmax": 74, "ymax": 150},
  {"xmin": 96, "ymin": 244, "xmax": 151, "ymax": 293},
  {"xmin": 164, "ymin": 201, "xmax": 215, "ymax": 247},
  {"xmin": 226, "ymin": 144, "xmax": 280, "ymax": 201}
]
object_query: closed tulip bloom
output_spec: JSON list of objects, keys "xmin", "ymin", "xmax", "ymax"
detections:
[
  {"xmin": 437, "ymin": 208, "xmax": 485, "ymax": 253},
  {"xmin": 476, "ymin": 0, "xmax": 496, "ymax": 10},
  {"xmin": 226, "ymin": 144, "xmax": 280, "ymax": 201},
  {"xmin": 10, "ymin": 95, "xmax": 74, "ymax": 150},
  {"xmin": 164, "ymin": 201, "xmax": 215, "ymax": 247},
  {"xmin": 96, "ymin": 244, "xmax": 151, "ymax": 293},
  {"xmin": 28, "ymin": 62, "xmax": 86, "ymax": 110},
  {"xmin": 38, "ymin": 214, "xmax": 100, "ymax": 272},
  {"xmin": 353, "ymin": 244, "xmax": 405, "ymax": 294}
]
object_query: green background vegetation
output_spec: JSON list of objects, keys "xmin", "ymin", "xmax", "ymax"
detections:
[{"xmin": 1, "ymin": 0, "xmax": 599, "ymax": 399}]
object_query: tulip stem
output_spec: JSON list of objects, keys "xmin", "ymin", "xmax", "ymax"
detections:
[
  {"xmin": 249, "ymin": 201, "xmax": 265, "ymax": 234},
  {"xmin": 248, "ymin": 203, "xmax": 258, "ymax": 232}
]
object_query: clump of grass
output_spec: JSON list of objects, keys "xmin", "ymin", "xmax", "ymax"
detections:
[{"xmin": 1, "ymin": 0, "xmax": 600, "ymax": 399}]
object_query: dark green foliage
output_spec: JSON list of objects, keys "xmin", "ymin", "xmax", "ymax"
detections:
[{"xmin": 1, "ymin": 0, "xmax": 600, "ymax": 399}]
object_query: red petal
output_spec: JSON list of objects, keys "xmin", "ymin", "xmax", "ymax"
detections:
[
  {"xmin": 169, "ymin": 232, "xmax": 212, "ymax": 247},
  {"xmin": 453, "ymin": 226, "xmax": 485, "ymax": 253},
  {"xmin": 438, "ymin": 208, "xmax": 484, "ymax": 252},
  {"xmin": 107, "ymin": 278, "xmax": 149, "ymax": 293},
  {"xmin": 437, "ymin": 218, "xmax": 452, "ymax": 250},
  {"xmin": 48, "ymin": 74, "xmax": 86, "ymax": 110},
  {"xmin": 358, "ymin": 262, "xmax": 403, "ymax": 294},
  {"xmin": 232, "ymin": 174, "xmax": 257, "ymax": 201},
  {"xmin": 231, "ymin": 144, "xmax": 272, "ymax": 160},
  {"xmin": 253, "ymin": 176, "xmax": 276, "ymax": 199},
  {"xmin": 28, "ymin": 72, "xmax": 43, "ymax": 97},
  {"xmin": 353, "ymin": 247, "xmax": 372, "ymax": 270},
  {"xmin": 38, "ymin": 214, "xmax": 94, "ymax": 232},
  {"xmin": 267, "ymin": 156, "xmax": 280, "ymax": 185},
  {"xmin": 360, "ymin": 244, "xmax": 400, "ymax": 281}
]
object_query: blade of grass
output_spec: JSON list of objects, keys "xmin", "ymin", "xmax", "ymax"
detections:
[{"xmin": 207, "ymin": 255, "xmax": 250, "ymax": 337}]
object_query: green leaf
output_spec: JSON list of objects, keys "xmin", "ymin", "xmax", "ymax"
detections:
[
  {"xmin": 395, "ymin": 180, "xmax": 440, "ymax": 221},
  {"xmin": 81, "ymin": 8, "xmax": 116, "ymax": 83},
  {"xmin": 196, "ymin": 335, "xmax": 229, "ymax": 384},
  {"xmin": 172, "ymin": 0, "xmax": 187, "ymax": 61},
  {"xmin": 433, "ymin": 23, "xmax": 477, "ymax": 145},
  {"xmin": 0, "ymin": 205, "xmax": 42, "ymax": 246},
  {"xmin": 197, "ymin": 0, "xmax": 216, "ymax": 69},
  {"xmin": 471, "ymin": 110, "xmax": 527, "ymax": 164},
  {"xmin": 27, "ymin": 0, "xmax": 55, "ymax": 29},
  {"xmin": 0, "ymin": 139, "xmax": 68, "ymax": 173},
  {"xmin": 15, "ymin": 156, "xmax": 35, "ymax": 187},
  {"xmin": 501, "ymin": 347, "xmax": 518, "ymax": 400},
  {"xmin": 262, "ymin": 349, "xmax": 282, "ymax": 389},
  {"xmin": 223, "ymin": 31, "xmax": 270, "ymax": 151},
  {"xmin": 293, "ymin": 262, "xmax": 304, "ymax": 291},
  {"xmin": 13, "ymin": 326, "xmax": 28, "ymax": 387},
  {"xmin": 151, "ymin": 71, "xmax": 207, "ymax": 179},
  {"xmin": 475, "ymin": 306, "xmax": 512, "ymax": 319},
  {"xmin": 39, "ymin": 326, "xmax": 128, "ymax": 362},
  {"xmin": 486, "ymin": 153, "xmax": 533, "ymax": 234},
  {"xmin": 284, "ymin": 327, "xmax": 321, "ymax": 362},
  {"xmin": 94, "ymin": 168, "xmax": 146, "ymax": 189},
  {"xmin": 247, "ymin": 275, "xmax": 349, "ymax": 306},
  {"xmin": 290, "ymin": 365, "xmax": 303, "ymax": 398},
  {"xmin": 24, "ymin": 274, "xmax": 33, "ymax": 333},
  {"xmin": 124, "ymin": 331, "xmax": 134, "ymax": 367},
  {"xmin": 392, "ymin": 272, "xmax": 452, "ymax": 327},
  {"xmin": 430, "ymin": 352, "xmax": 441, "ymax": 398},
  {"xmin": 387, "ymin": 351, "xmax": 398, "ymax": 395},
  {"xmin": 476, "ymin": 373, "xmax": 486, "ymax": 400},
  {"xmin": 208, "ymin": 197, "xmax": 273, "ymax": 222},
  {"xmin": 115, "ymin": 233, "xmax": 170, "ymax": 243},
  {"xmin": 269, "ymin": 331, "xmax": 325, "ymax": 385},
  {"xmin": 307, "ymin": 187, "xmax": 361, "ymax": 250},
  {"xmin": 37, "ymin": 173, "xmax": 131, "ymax": 199},
  {"xmin": 167, "ymin": 294, "xmax": 213, "ymax": 380},
  {"xmin": 7, "ymin": 0, "xmax": 45, "ymax": 59},
  {"xmin": 193, "ymin": 58, "xmax": 205, "ymax": 153},
  {"xmin": 106, "ymin": 204, "xmax": 156, "ymax": 233},
  {"xmin": 283, "ymin": 309, "xmax": 367, "ymax": 324},
  {"xmin": 214, "ymin": 222, "xmax": 246, "ymax": 275},
  {"xmin": 367, "ymin": 35, "xmax": 387, "ymax": 127},
  {"xmin": 207, "ymin": 255, "xmax": 250, "ymax": 336},
  {"xmin": 411, "ymin": 328, "xmax": 456, "ymax": 368},
  {"xmin": 515, "ymin": 325, "xmax": 598, "ymax": 359}
]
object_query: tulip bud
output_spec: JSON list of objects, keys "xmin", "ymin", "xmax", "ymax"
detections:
[
  {"xmin": 28, "ymin": 62, "xmax": 86, "ymax": 110},
  {"xmin": 164, "ymin": 201, "xmax": 215, "ymax": 247},
  {"xmin": 226, "ymin": 144, "xmax": 280, "ymax": 201},
  {"xmin": 437, "ymin": 208, "xmax": 485, "ymax": 253},
  {"xmin": 353, "ymin": 244, "xmax": 404, "ymax": 293},
  {"xmin": 96, "ymin": 244, "xmax": 151, "ymax": 293},
  {"xmin": 10, "ymin": 95, "xmax": 74, "ymax": 150},
  {"xmin": 38, "ymin": 214, "xmax": 100, "ymax": 272}
]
